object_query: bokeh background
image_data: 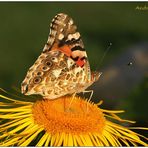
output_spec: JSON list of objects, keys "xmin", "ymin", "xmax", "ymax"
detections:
[{"xmin": 0, "ymin": 2, "xmax": 148, "ymax": 134}]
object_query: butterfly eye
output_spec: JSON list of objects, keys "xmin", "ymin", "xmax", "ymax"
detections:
[{"xmin": 33, "ymin": 77, "xmax": 42, "ymax": 84}]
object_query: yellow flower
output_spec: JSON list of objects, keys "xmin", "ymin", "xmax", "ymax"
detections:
[{"xmin": 0, "ymin": 88, "xmax": 147, "ymax": 146}]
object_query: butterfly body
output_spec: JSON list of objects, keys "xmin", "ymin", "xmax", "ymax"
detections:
[{"xmin": 21, "ymin": 13, "xmax": 101, "ymax": 99}]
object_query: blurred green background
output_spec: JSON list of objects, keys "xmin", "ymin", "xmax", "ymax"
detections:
[{"xmin": 0, "ymin": 2, "xmax": 148, "ymax": 130}]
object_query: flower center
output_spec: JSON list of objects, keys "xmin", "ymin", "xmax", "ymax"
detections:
[{"xmin": 32, "ymin": 96, "xmax": 106, "ymax": 134}]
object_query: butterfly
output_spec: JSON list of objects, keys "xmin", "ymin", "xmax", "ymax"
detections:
[{"xmin": 21, "ymin": 13, "xmax": 102, "ymax": 99}]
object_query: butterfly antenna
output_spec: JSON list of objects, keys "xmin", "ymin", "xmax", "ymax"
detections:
[{"xmin": 95, "ymin": 42, "xmax": 112, "ymax": 71}]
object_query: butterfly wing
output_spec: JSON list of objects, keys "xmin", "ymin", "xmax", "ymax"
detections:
[{"xmin": 21, "ymin": 13, "xmax": 93, "ymax": 99}]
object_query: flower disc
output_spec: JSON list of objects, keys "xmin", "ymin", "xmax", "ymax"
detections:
[{"xmin": 32, "ymin": 96, "xmax": 105, "ymax": 134}]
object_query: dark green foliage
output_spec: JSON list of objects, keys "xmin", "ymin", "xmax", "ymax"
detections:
[{"xmin": 121, "ymin": 76, "xmax": 148, "ymax": 121}]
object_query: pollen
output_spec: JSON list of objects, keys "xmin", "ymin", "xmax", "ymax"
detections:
[{"xmin": 32, "ymin": 96, "xmax": 106, "ymax": 135}]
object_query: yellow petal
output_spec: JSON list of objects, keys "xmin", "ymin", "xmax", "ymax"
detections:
[
  {"xmin": 0, "ymin": 94, "xmax": 29, "ymax": 104},
  {"xmin": 36, "ymin": 132, "xmax": 49, "ymax": 146},
  {"xmin": 0, "ymin": 119, "xmax": 20, "ymax": 130},
  {"xmin": 0, "ymin": 106, "xmax": 31, "ymax": 112},
  {"xmin": 1, "ymin": 118, "xmax": 31, "ymax": 131},
  {"xmin": 79, "ymin": 135, "xmax": 88, "ymax": 146},
  {"xmin": 8, "ymin": 120, "xmax": 32, "ymax": 134},
  {"xmin": 55, "ymin": 132, "xmax": 64, "ymax": 146},
  {"xmin": 0, "ymin": 113, "xmax": 31, "ymax": 119},
  {"xmin": 63, "ymin": 133, "xmax": 68, "ymax": 146},
  {"xmin": 103, "ymin": 130, "xmax": 118, "ymax": 146},
  {"xmin": 20, "ymin": 128, "xmax": 43, "ymax": 146},
  {"xmin": 96, "ymin": 133, "xmax": 109, "ymax": 146},
  {"xmin": 74, "ymin": 135, "xmax": 84, "ymax": 146},
  {"xmin": 1, "ymin": 137, "xmax": 20, "ymax": 146},
  {"xmin": 73, "ymin": 135, "xmax": 78, "ymax": 146},
  {"xmin": 44, "ymin": 134, "xmax": 51, "ymax": 146},
  {"xmin": 89, "ymin": 133, "xmax": 100, "ymax": 146},
  {"xmin": 83, "ymin": 134, "xmax": 93, "ymax": 146},
  {"xmin": 50, "ymin": 133, "xmax": 57, "ymax": 146},
  {"xmin": 67, "ymin": 133, "xmax": 73, "ymax": 146},
  {"xmin": 120, "ymin": 138, "xmax": 130, "ymax": 146}
]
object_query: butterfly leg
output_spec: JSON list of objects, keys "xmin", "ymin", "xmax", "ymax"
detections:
[
  {"xmin": 82, "ymin": 90, "xmax": 94, "ymax": 102},
  {"xmin": 67, "ymin": 93, "xmax": 77, "ymax": 111},
  {"xmin": 82, "ymin": 90, "xmax": 94, "ymax": 112}
]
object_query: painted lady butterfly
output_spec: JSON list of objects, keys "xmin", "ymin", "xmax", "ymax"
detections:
[{"xmin": 21, "ymin": 13, "xmax": 102, "ymax": 99}]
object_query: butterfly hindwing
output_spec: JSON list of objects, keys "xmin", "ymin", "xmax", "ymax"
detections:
[{"xmin": 21, "ymin": 49, "xmax": 90, "ymax": 99}]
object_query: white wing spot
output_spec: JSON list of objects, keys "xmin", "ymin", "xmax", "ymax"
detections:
[
  {"xmin": 52, "ymin": 69, "xmax": 62, "ymax": 78},
  {"xmin": 67, "ymin": 32, "xmax": 80, "ymax": 41},
  {"xmin": 58, "ymin": 33, "xmax": 64, "ymax": 40},
  {"xmin": 68, "ymin": 34, "xmax": 73, "ymax": 40},
  {"xmin": 50, "ymin": 23, "xmax": 53, "ymax": 27},
  {"xmin": 72, "ymin": 51, "xmax": 87, "ymax": 58},
  {"xmin": 67, "ymin": 58, "xmax": 75, "ymax": 68},
  {"xmin": 48, "ymin": 38, "xmax": 54, "ymax": 45},
  {"xmin": 60, "ymin": 28, "xmax": 64, "ymax": 32},
  {"xmin": 75, "ymin": 32, "xmax": 80, "ymax": 39},
  {"xmin": 69, "ymin": 19, "xmax": 73, "ymax": 25},
  {"xmin": 51, "ymin": 30, "xmax": 56, "ymax": 36},
  {"xmin": 74, "ymin": 66, "xmax": 82, "ymax": 74},
  {"xmin": 58, "ymin": 13, "xmax": 67, "ymax": 20}
]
